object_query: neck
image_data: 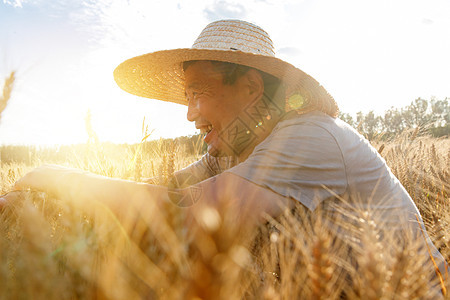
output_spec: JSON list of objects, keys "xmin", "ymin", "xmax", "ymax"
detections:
[{"xmin": 236, "ymin": 97, "xmax": 285, "ymax": 161}]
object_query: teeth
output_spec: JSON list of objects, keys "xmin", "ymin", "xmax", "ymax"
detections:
[{"xmin": 199, "ymin": 125, "xmax": 213, "ymax": 134}]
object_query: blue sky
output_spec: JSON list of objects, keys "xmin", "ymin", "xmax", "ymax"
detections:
[{"xmin": 1, "ymin": 0, "xmax": 449, "ymax": 145}]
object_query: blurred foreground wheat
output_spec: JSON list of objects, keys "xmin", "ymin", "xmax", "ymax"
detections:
[
  {"xmin": 0, "ymin": 71, "xmax": 15, "ymax": 123},
  {"xmin": 0, "ymin": 134, "xmax": 449, "ymax": 299}
]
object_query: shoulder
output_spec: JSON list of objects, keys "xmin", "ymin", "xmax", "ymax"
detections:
[
  {"xmin": 239, "ymin": 110, "xmax": 351, "ymax": 176},
  {"xmin": 273, "ymin": 111, "xmax": 357, "ymax": 138},
  {"xmin": 254, "ymin": 111, "xmax": 352, "ymax": 156},
  {"xmin": 226, "ymin": 111, "xmax": 350, "ymax": 211},
  {"xmin": 262, "ymin": 111, "xmax": 368, "ymax": 157}
]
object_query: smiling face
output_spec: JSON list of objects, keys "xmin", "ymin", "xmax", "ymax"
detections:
[{"xmin": 184, "ymin": 61, "xmax": 263, "ymax": 158}]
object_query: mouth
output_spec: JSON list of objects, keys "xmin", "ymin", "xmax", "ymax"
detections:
[
  {"xmin": 197, "ymin": 124, "xmax": 216, "ymax": 145},
  {"xmin": 195, "ymin": 124, "xmax": 224, "ymax": 157},
  {"xmin": 198, "ymin": 124, "xmax": 213, "ymax": 135}
]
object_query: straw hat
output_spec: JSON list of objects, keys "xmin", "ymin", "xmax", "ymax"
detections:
[{"xmin": 114, "ymin": 20, "xmax": 338, "ymax": 117}]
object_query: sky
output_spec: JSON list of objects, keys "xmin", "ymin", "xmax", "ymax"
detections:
[{"xmin": 0, "ymin": 0, "xmax": 449, "ymax": 146}]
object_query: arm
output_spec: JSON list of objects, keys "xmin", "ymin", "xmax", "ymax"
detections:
[
  {"xmin": 10, "ymin": 165, "xmax": 293, "ymax": 227},
  {"xmin": 163, "ymin": 153, "xmax": 238, "ymax": 186},
  {"xmin": 12, "ymin": 165, "xmax": 169, "ymax": 217},
  {"xmin": 142, "ymin": 154, "xmax": 215, "ymax": 185},
  {"xmin": 192, "ymin": 172, "xmax": 294, "ymax": 222}
]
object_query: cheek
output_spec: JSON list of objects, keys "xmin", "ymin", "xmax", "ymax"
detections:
[{"xmin": 198, "ymin": 98, "xmax": 223, "ymax": 120}]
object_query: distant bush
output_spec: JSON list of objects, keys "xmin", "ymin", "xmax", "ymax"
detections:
[{"xmin": 339, "ymin": 97, "xmax": 449, "ymax": 139}]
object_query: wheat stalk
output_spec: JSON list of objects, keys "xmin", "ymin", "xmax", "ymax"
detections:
[
  {"xmin": 1, "ymin": 134, "xmax": 449, "ymax": 299},
  {"xmin": 0, "ymin": 71, "xmax": 15, "ymax": 122}
]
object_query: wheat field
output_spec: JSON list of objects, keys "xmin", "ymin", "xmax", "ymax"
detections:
[{"xmin": 0, "ymin": 133, "xmax": 449, "ymax": 299}]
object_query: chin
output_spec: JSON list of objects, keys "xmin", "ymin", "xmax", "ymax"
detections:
[{"xmin": 207, "ymin": 144, "xmax": 229, "ymax": 157}]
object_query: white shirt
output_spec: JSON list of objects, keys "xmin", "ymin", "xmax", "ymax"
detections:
[{"xmin": 178, "ymin": 111, "xmax": 447, "ymax": 280}]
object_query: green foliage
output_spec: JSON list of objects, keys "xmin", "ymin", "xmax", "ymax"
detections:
[{"xmin": 340, "ymin": 97, "xmax": 450, "ymax": 139}]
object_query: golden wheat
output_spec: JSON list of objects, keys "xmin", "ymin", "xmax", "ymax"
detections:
[
  {"xmin": 0, "ymin": 71, "xmax": 15, "ymax": 122},
  {"xmin": 0, "ymin": 135, "xmax": 448, "ymax": 299}
]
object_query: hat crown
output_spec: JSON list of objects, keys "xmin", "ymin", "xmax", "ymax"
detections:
[{"xmin": 192, "ymin": 20, "xmax": 275, "ymax": 57}]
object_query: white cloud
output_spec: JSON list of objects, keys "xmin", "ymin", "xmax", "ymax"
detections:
[
  {"xmin": 278, "ymin": 46, "xmax": 302, "ymax": 57},
  {"xmin": 422, "ymin": 18, "xmax": 434, "ymax": 25},
  {"xmin": 1, "ymin": 0, "xmax": 450, "ymax": 145},
  {"xmin": 3, "ymin": 0, "xmax": 25, "ymax": 8},
  {"xmin": 204, "ymin": 0, "xmax": 247, "ymax": 21}
]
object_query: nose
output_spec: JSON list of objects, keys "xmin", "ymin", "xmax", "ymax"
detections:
[{"xmin": 187, "ymin": 98, "xmax": 200, "ymax": 122}]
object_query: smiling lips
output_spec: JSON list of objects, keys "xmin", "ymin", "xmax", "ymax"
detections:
[
  {"xmin": 197, "ymin": 124, "xmax": 216, "ymax": 144},
  {"xmin": 198, "ymin": 124, "xmax": 213, "ymax": 134}
]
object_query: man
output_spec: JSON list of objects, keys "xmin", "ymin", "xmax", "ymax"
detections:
[{"xmin": 2, "ymin": 19, "xmax": 446, "ymax": 289}]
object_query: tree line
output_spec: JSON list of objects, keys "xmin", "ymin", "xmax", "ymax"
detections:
[
  {"xmin": 0, "ymin": 97, "xmax": 448, "ymax": 165},
  {"xmin": 339, "ymin": 97, "xmax": 449, "ymax": 139}
]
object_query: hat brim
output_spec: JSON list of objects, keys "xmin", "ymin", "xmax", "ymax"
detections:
[{"xmin": 113, "ymin": 48, "xmax": 328, "ymax": 107}]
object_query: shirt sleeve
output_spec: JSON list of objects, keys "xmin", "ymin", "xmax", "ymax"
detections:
[
  {"xmin": 225, "ymin": 118, "xmax": 348, "ymax": 211},
  {"xmin": 171, "ymin": 153, "xmax": 239, "ymax": 186}
]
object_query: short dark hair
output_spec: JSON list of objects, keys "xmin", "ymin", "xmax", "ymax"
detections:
[{"xmin": 182, "ymin": 60, "xmax": 286, "ymax": 111}]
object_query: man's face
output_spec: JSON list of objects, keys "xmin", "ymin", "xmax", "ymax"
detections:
[{"xmin": 184, "ymin": 61, "xmax": 251, "ymax": 157}]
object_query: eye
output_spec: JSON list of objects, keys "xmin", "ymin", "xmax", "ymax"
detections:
[
  {"xmin": 185, "ymin": 91, "xmax": 197, "ymax": 102},
  {"xmin": 185, "ymin": 87, "xmax": 204, "ymax": 103},
  {"xmin": 189, "ymin": 91, "xmax": 202, "ymax": 101}
]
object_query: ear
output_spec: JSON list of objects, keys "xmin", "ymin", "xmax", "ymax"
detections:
[{"xmin": 241, "ymin": 69, "xmax": 264, "ymax": 102}]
